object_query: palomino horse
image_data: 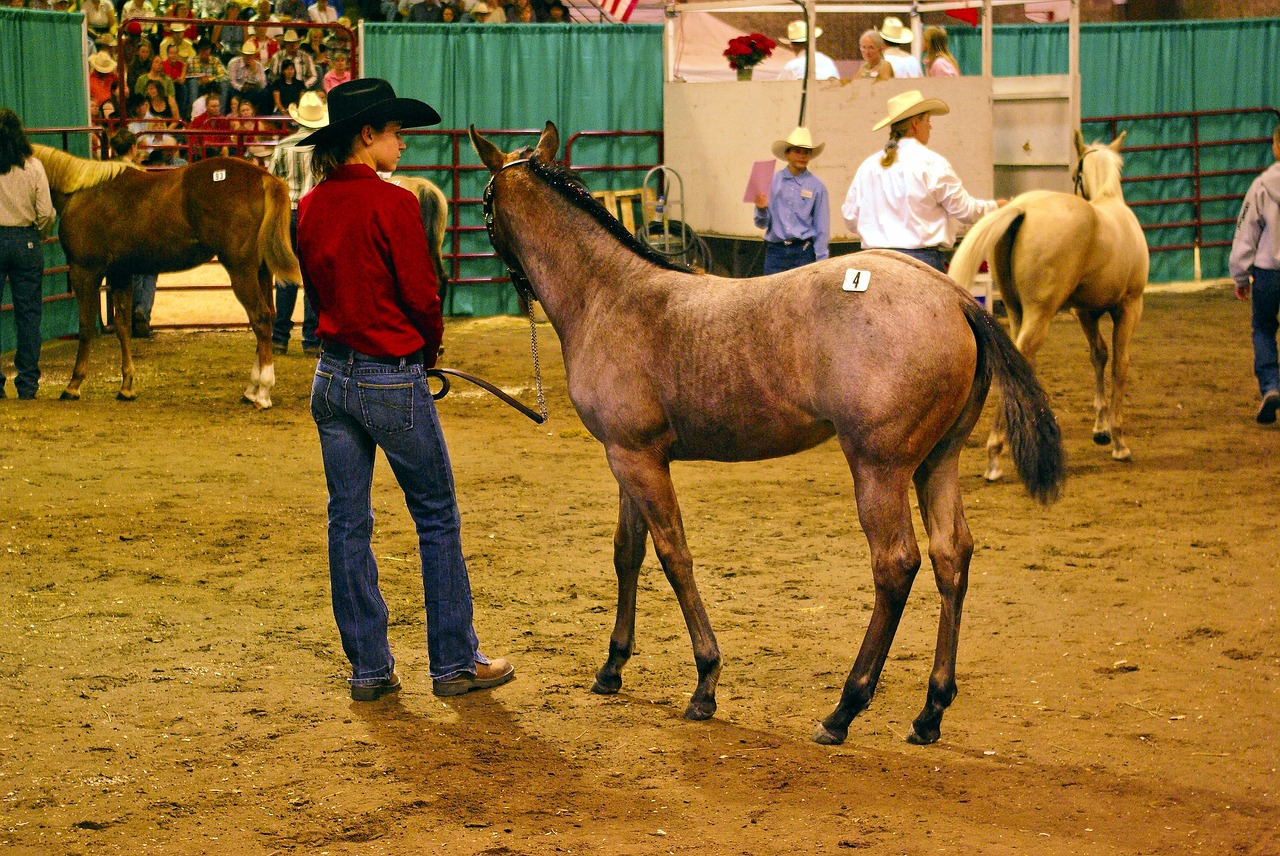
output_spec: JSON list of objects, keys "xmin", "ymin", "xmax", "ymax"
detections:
[
  {"xmin": 472, "ymin": 122, "xmax": 1066, "ymax": 746},
  {"xmin": 385, "ymin": 174, "xmax": 450, "ymax": 303},
  {"xmin": 32, "ymin": 145, "xmax": 300, "ymax": 408},
  {"xmin": 948, "ymin": 132, "xmax": 1149, "ymax": 480}
]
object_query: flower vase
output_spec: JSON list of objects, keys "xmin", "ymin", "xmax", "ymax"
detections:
[{"xmin": 736, "ymin": 66, "xmax": 754, "ymax": 81}]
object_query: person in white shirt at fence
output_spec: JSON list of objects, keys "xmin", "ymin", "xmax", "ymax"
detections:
[
  {"xmin": 879, "ymin": 16, "xmax": 923, "ymax": 78},
  {"xmin": 777, "ymin": 20, "xmax": 840, "ymax": 81},
  {"xmin": 842, "ymin": 90, "xmax": 1004, "ymax": 273}
]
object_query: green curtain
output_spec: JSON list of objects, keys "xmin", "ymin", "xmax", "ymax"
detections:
[
  {"xmin": 1, "ymin": 8, "xmax": 85, "ymax": 350},
  {"xmin": 365, "ymin": 23, "xmax": 664, "ymax": 315},
  {"xmin": 949, "ymin": 17, "xmax": 1280, "ymax": 281}
]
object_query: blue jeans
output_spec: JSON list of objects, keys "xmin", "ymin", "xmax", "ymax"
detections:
[
  {"xmin": 0, "ymin": 226, "xmax": 45, "ymax": 398},
  {"xmin": 884, "ymin": 247, "xmax": 948, "ymax": 273},
  {"xmin": 272, "ymin": 210, "xmax": 318, "ymax": 349},
  {"xmin": 311, "ymin": 351, "xmax": 488, "ymax": 687},
  {"xmin": 763, "ymin": 240, "xmax": 816, "ymax": 274},
  {"xmin": 132, "ymin": 274, "xmax": 158, "ymax": 323},
  {"xmin": 1250, "ymin": 266, "xmax": 1280, "ymax": 396}
]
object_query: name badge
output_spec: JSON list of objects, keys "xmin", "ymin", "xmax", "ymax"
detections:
[
  {"xmin": 799, "ymin": 189, "xmax": 814, "ymax": 199},
  {"xmin": 842, "ymin": 269, "xmax": 871, "ymax": 292}
]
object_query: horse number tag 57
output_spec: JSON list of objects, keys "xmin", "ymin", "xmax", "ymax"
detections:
[
  {"xmin": 213, "ymin": 170, "xmax": 226, "ymax": 182},
  {"xmin": 842, "ymin": 269, "xmax": 870, "ymax": 292}
]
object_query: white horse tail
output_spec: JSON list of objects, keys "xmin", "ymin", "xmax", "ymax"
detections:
[
  {"xmin": 948, "ymin": 202, "xmax": 1029, "ymax": 291},
  {"xmin": 259, "ymin": 173, "xmax": 302, "ymax": 286}
]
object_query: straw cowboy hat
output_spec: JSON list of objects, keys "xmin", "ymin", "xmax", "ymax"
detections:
[
  {"xmin": 167, "ymin": 21, "xmax": 189, "ymax": 33},
  {"xmin": 779, "ymin": 20, "xmax": 821, "ymax": 45},
  {"xmin": 288, "ymin": 91, "xmax": 329, "ymax": 130},
  {"xmin": 770, "ymin": 127, "xmax": 825, "ymax": 161},
  {"xmin": 240, "ymin": 38, "xmax": 259, "ymax": 55},
  {"xmin": 872, "ymin": 90, "xmax": 950, "ymax": 131},
  {"xmin": 471, "ymin": 2, "xmax": 492, "ymax": 12},
  {"xmin": 300, "ymin": 78, "xmax": 441, "ymax": 147},
  {"xmin": 88, "ymin": 51, "xmax": 118, "ymax": 74},
  {"xmin": 879, "ymin": 16, "xmax": 913, "ymax": 45},
  {"xmin": 280, "ymin": 29, "xmax": 302, "ymax": 42}
]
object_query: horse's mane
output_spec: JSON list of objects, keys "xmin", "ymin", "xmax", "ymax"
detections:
[
  {"xmin": 32, "ymin": 144, "xmax": 130, "ymax": 194},
  {"xmin": 524, "ymin": 154, "xmax": 692, "ymax": 274},
  {"xmin": 1080, "ymin": 143, "xmax": 1125, "ymax": 201}
]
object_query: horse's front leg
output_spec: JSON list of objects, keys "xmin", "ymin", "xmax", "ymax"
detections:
[
  {"xmin": 592, "ymin": 486, "xmax": 648, "ymax": 696},
  {"xmin": 60, "ymin": 266, "xmax": 104, "ymax": 401},
  {"xmin": 1106, "ymin": 298, "xmax": 1144, "ymax": 461},
  {"xmin": 1076, "ymin": 309, "xmax": 1113, "ymax": 446},
  {"xmin": 907, "ymin": 450, "xmax": 974, "ymax": 745},
  {"xmin": 604, "ymin": 445, "xmax": 721, "ymax": 721},
  {"xmin": 816, "ymin": 460, "xmax": 920, "ymax": 745},
  {"xmin": 110, "ymin": 281, "xmax": 138, "ymax": 401}
]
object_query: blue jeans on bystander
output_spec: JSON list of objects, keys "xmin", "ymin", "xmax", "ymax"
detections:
[
  {"xmin": 273, "ymin": 210, "xmax": 319, "ymax": 350},
  {"xmin": 763, "ymin": 239, "xmax": 816, "ymax": 275},
  {"xmin": 0, "ymin": 226, "xmax": 45, "ymax": 399},
  {"xmin": 310, "ymin": 350, "xmax": 491, "ymax": 689},
  {"xmin": 1249, "ymin": 266, "xmax": 1280, "ymax": 397}
]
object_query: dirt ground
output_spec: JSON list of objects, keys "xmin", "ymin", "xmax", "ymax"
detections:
[{"xmin": 1, "ymin": 286, "xmax": 1277, "ymax": 855}]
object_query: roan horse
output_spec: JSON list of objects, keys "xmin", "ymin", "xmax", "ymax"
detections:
[
  {"xmin": 32, "ymin": 145, "xmax": 300, "ymax": 408},
  {"xmin": 948, "ymin": 132, "xmax": 1149, "ymax": 481},
  {"xmin": 472, "ymin": 122, "xmax": 1067, "ymax": 746}
]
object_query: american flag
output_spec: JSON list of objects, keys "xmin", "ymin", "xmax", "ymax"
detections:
[{"xmin": 602, "ymin": 0, "xmax": 638, "ymax": 22}]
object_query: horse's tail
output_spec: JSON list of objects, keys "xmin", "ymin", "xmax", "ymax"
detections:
[
  {"xmin": 417, "ymin": 178, "xmax": 450, "ymax": 293},
  {"xmin": 961, "ymin": 298, "xmax": 1066, "ymax": 503},
  {"xmin": 259, "ymin": 174, "xmax": 302, "ymax": 286},
  {"xmin": 948, "ymin": 202, "xmax": 1027, "ymax": 292}
]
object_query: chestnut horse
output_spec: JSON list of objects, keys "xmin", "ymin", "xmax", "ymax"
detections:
[
  {"xmin": 472, "ymin": 122, "xmax": 1066, "ymax": 746},
  {"xmin": 948, "ymin": 132, "xmax": 1149, "ymax": 480},
  {"xmin": 32, "ymin": 145, "xmax": 300, "ymax": 408}
]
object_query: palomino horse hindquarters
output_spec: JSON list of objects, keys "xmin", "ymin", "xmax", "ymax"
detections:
[
  {"xmin": 948, "ymin": 132, "xmax": 1150, "ymax": 479},
  {"xmin": 472, "ymin": 122, "xmax": 1066, "ymax": 746},
  {"xmin": 32, "ymin": 146, "xmax": 301, "ymax": 407}
]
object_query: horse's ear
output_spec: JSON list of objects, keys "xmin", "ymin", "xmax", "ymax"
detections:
[
  {"xmin": 1073, "ymin": 129, "xmax": 1086, "ymax": 158},
  {"xmin": 1109, "ymin": 130, "xmax": 1127, "ymax": 151},
  {"xmin": 535, "ymin": 121, "xmax": 559, "ymax": 163},
  {"xmin": 469, "ymin": 124, "xmax": 505, "ymax": 173}
]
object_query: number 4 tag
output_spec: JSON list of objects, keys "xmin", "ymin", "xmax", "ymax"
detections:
[{"xmin": 842, "ymin": 269, "xmax": 870, "ymax": 292}]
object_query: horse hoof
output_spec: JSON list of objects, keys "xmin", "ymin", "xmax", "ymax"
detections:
[
  {"xmin": 590, "ymin": 676, "xmax": 620, "ymax": 696},
  {"xmin": 255, "ymin": 399, "xmax": 273, "ymax": 410},
  {"xmin": 1112, "ymin": 448, "xmax": 1131, "ymax": 462},
  {"xmin": 683, "ymin": 698, "xmax": 716, "ymax": 721},
  {"xmin": 812, "ymin": 724, "xmax": 846, "ymax": 745},
  {"xmin": 983, "ymin": 466, "xmax": 1003, "ymax": 482},
  {"xmin": 906, "ymin": 725, "xmax": 940, "ymax": 746},
  {"xmin": 116, "ymin": 392, "xmax": 136, "ymax": 402},
  {"xmin": 241, "ymin": 395, "xmax": 256, "ymax": 406},
  {"xmin": 1092, "ymin": 430, "xmax": 1112, "ymax": 445},
  {"xmin": 59, "ymin": 390, "xmax": 79, "ymax": 401}
]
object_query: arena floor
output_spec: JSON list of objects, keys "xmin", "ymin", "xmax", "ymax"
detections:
[{"xmin": 1, "ymin": 287, "xmax": 1276, "ymax": 854}]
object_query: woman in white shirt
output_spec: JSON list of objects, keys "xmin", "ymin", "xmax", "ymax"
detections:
[{"xmin": 842, "ymin": 90, "xmax": 1003, "ymax": 272}]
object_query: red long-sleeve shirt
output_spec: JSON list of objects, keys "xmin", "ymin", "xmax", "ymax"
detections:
[{"xmin": 297, "ymin": 164, "xmax": 442, "ymax": 363}]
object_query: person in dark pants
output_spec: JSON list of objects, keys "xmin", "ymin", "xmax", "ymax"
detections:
[
  {"xmin": 0, "ymin": 108, "xmax": 56, "ymax": 400},
  {"xmin": 753, "ymin": 127, "xmax": 829, "ymax": 275},
  {"xmin": 269, "ymin": 91, "xmax": 328, "ymax": 355},
  {"xmin": 296, "ymin": 79, "xmax": 514, "ymax": 701},
  {"xmin": 1230, "ymin": 124, "xmax": 1280, "ymax": 425}
]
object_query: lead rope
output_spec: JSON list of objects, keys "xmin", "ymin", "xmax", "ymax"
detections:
[{"xmin": 525, "ymin": 300, "xmax": 548, "ymax": 423}]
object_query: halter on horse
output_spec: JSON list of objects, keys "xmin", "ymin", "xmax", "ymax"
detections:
[
  {"xmin": 950, "ymin": 131, "xmax": 1149, "ymax": 479},
  {"xmin": 474, "ymin": 121, "xmax": 1066, "ymax": 746}
]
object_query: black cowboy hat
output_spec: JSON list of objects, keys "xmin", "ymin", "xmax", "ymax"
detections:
[{"xmin": 300, "ymin": 78, "xmax": 440, "ymax": 146}]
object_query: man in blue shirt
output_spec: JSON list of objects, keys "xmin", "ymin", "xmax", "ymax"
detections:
[{"xmin": 753, "ymin": 127, "xmax": 830, "ymax": 274}]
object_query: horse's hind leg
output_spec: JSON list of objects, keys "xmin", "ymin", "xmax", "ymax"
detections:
[
  {"xmin": 592, "ymin": 486, "xmax": 648, "ymax": 696},
  {"xmin": 816, "ymin": 459, "xmax": 920, "ymax": 745},
  {"xmin": 906, "ymin": 447, "xmax": 974, "ymax": 745},
  {"xmin": 109, "ymin": 279, "xmax": 138, "ymax": 400},
  {"xmin": 1076, "ymin": 309, "xmax": 1112, "ymax": 446},
  {"xmin": 60, "ymin": 266, "xmax": 106, "ymax": 401},
  {"xmin": 1105, "ymin": 298, "xmax": 1144, "ymax": 461},
  {"xmin": 604, "ymin": 445, "xmax": 721, "ymax": 721},
  {"xmin": 229, "ymin": 262, "xmax": 276, "ymax": 409}
]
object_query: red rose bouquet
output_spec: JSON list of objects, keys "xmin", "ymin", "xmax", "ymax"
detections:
[{"xmin": 724, "ymin": 32, "xmax": 776, "ymax": 71}]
